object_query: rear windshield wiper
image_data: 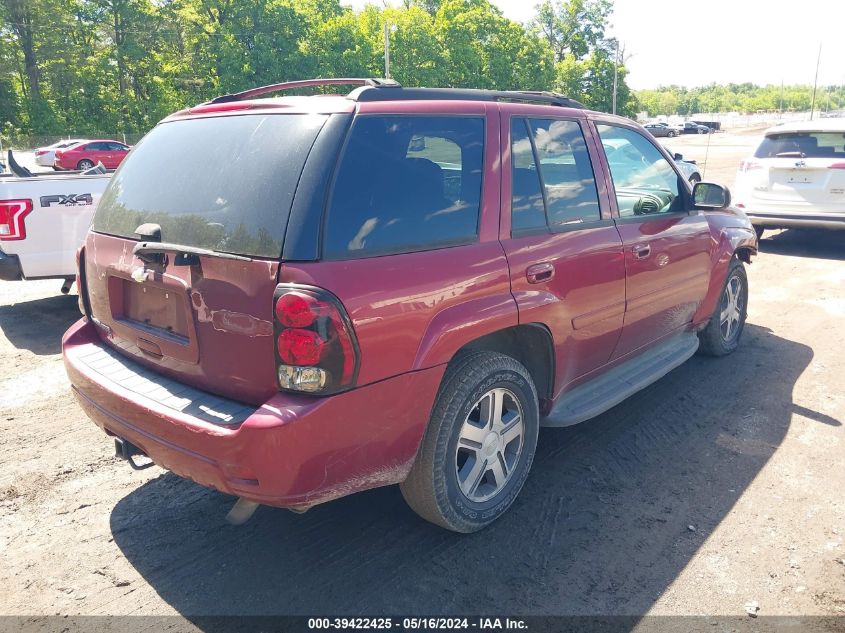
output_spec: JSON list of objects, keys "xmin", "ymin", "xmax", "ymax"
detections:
[
  {"xmin": 774, "ymin": 151, "xmax": 805, "ymax": 158},
  {"xmin": 133, "ymin": 241, "xmax": 253, "ymax": 265}
]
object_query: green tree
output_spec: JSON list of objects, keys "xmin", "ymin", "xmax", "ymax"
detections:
[{"xmin": 532, "ymin": 0, "xmax": 611, "ymax": 62}]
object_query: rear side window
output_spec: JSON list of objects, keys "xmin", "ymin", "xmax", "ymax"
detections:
[
  {"xmin": 509, "ymin": 117, "xmax": 601, "ymax": 234},
  {"xmin": 93, "ymin": 114, "xmax": 327, "ymax": 258},
  {"xmin": 529, "ymin": 119, "xmax": 601, "ymax": 226},
  {"xmin": 510, "ymin": 119, "xmax": 547, "ymax": 232},
  {"xmin": 324, "ymin": 116, "xmax": 484, "ymax": 259},
  {"xmin": 755, "ymin": 132, "xmax": 845, "ymax": 159}
]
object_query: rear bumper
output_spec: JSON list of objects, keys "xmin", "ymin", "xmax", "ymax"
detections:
[
  {"xmin": 0, "ymin": 251, "xmax": 23, "ymax": 281},
  {"xmin": 63, "ymin": 318, "xmax": 445, "ymax": 509},
  {"xmin": 746, "ymin": 210, "xmax": 845, "ymax": 231}
]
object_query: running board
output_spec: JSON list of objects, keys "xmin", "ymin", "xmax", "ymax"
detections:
[{"xmin": 542, "ymin": 332, "xmax": 699, "ymax": 427}]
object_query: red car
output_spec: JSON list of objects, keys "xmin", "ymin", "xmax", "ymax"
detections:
[
  {"xmin": 62, "ymin": 78, "xmax": 757, "ymax": 532},
  {"xmin": 54, "ymin": 139, "xmax": 130, "ymax": 171}
]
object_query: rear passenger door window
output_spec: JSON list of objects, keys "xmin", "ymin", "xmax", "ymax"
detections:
[
  {"xmin": 324, "ymin": 116, "xmax": 484, "ymax": 259},
  {"xmin": 596, "ymin": 124, "xmax": 683, "ymax": 217},
  {"xmin": 510, "ymin": 119, "xmax": 547, "ymax": 232},
  {"xmin": 510, "ymin": 117, "xmax": 602, "ymax": 234}
]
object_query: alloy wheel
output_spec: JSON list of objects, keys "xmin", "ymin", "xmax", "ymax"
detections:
[
  {"xmin": 720, "ymin": 274, "xmax": 744, "ymax": 343},
  {"xmin": 454, "ymin": 388, "xmax": 524, "ymax": 503}
]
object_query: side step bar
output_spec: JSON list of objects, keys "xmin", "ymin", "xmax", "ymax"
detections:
[{"xmin": 542, "ymin": 332, "xmax": 700, "ymax": 427}]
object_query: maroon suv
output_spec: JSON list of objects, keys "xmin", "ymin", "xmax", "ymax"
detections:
[{"xmin": 62, "ymin": 78, "xmax": 757, "ymax": 532}]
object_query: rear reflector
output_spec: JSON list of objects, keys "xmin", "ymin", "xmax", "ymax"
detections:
[{"xmin": 0, "ymin": 199, "xmax": 34, "ymax": 241}]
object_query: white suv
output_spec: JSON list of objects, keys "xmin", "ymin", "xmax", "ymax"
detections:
[{"xmin": 734, "ymin": 118, "xmax": 845, "ymax": 237}]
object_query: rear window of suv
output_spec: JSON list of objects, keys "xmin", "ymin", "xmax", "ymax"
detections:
[
  {"xmin": 323, "ymin": 115, "xmax": 484, "ymax": 259},
  {"xmin": 93, "ymin": 114, "xmax": 327, "ymax": 258},
  {"xmin": 755, "ymin": 132, "xmax": 845, "ymax": 159}
]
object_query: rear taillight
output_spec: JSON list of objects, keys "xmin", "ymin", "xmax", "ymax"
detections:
[
  {"xmin": 739, "ymin": 160, "xmax": 761, "ymax": 173},
  {"xmin": 829, "ymin": 162, "xmax": 845, "ymax": 170},
  {"xmin": 0, "ymin": 199, "xmax": 33, "ymax": 241},
  {"xmin": 273, "ymin": 285, "xmax": 360, "ymax": 394},
  {"xmin": 35, "ymin": 150, "xmax": 48, "ymax": 156}
]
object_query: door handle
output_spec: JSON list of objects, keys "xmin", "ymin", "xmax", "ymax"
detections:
[
  {"xmin": 632, "ymin": 243, "xmax": 651, "ymax": 260},
  {"xmin": 526, "ymin": 262, "xmax": 555, "ymax": 284}
]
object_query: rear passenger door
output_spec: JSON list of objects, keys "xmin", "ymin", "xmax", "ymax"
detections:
[
  {"xmin": 593, "ymin": 122, "xmax": 713, "ymax": 358},
  {"xmin": 499, "ymin": 114, "xmax": 626, "ymax": 396},
  {"xmin": 104, "ymin": 142, "xmax": 126, "ymax": 168}
]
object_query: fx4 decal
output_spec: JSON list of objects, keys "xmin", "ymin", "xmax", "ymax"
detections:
[{"xmin": 40, "ymin": 193, "xmax": 94, "ymax": 207}]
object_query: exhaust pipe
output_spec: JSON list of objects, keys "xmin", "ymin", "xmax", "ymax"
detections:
[
  {"xmin": 60, "ymin": 278, "xmax": 74, "ymax": 295},
  {"xmin": 226, "ymin": 498, "xmax": 260, "ymax": 525}
]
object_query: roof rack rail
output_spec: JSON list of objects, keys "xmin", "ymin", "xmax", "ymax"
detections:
[
  {"xmin": 350, "ymin": 86, "xmax": 584, "ymax": 109},
  {"xmin": 206, "ymin": 78, "xmax": 401, "ymax": 104}
]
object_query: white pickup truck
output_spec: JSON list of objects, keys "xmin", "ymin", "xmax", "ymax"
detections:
[{"xmin": 0, "ymin": 153, "xmax": 111, "ymax": 291}]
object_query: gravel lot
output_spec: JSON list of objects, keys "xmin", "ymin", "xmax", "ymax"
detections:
[{"xmin": 1, "ymin": 131, "xmax": 843, "ymax": 626}]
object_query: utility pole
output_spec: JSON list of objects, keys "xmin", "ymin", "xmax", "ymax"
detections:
[
  {"xmin": 612, "ymin": 39, "xmax": 619, "ymax": 115},
  {"xmin": 810, "ymin": 43, "xmax": 821, "ymax": 120}
]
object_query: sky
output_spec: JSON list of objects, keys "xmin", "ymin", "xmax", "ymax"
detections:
[{"xmin": 340, "ymin": 0, "xmax": 845, "ymax": 89}]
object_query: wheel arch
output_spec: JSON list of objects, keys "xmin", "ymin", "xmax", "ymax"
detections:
[
  {"xmin": 693, "ymin": 225, "xmax": 756, "ymax": 324},
  {"xmin": 452, "ymin": 323, "xmax": 555, "ymax": 410}
]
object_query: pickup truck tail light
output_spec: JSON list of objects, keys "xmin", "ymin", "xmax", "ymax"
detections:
[
  {"xmin": 0, "ymin": 199, "xmax": 33, "ymax": 241},
  {"xmin": 273, "ymin": 285, "xmax": 360, "ymax": 394}
]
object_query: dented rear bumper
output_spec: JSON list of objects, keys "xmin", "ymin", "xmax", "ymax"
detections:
[{"xmin": 63, "ymin": 318, "xmax": 444, "ymax": 509}]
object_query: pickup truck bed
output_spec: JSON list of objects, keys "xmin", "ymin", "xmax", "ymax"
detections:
[{"xmin": 0, "ymin": 170, "xmax": 110, "ymax": 281}]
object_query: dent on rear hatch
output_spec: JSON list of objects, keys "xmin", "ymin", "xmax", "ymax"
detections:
[{"xmin": 191, "ymin": 290, "xmax": 272, "ymax": 337}]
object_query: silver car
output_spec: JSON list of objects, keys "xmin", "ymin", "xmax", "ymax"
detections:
[{"xmin": 644, "ymin": 123, "xmax": 679, "ymax": 138}]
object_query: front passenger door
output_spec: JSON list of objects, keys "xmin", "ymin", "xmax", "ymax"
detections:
[{"xmin": 595, "ymin": 123, "xmax": 713, "ymax": 359}]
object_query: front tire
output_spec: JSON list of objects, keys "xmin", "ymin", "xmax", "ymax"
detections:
[
  {"xmin": 401, "ymin": 351, "xmax": 539, "ymax": 532},
  {"xmin": 698, "ymin": 258, "xmax": 748, "ymax": 357}
]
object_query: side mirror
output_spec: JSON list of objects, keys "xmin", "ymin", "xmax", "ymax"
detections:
[
  {"xmin": 673, "ymin": 152, "xmax": 683, "ymax": 161},
  {"xmin": 693, "ymin": 182, "xmax": 731, "ymax": 209}
]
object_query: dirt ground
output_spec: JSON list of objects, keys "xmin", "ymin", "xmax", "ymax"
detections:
[{"xmin": 1, "ymin": 131, "xmax": 844, "ymax": 626}]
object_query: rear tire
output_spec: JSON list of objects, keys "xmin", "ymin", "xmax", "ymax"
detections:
[
  {"xmin": 698, "ymin": 257, "xmax": 748, "ymax": 357},
  {"xmin": 76, "ymin": 159, "xmax": 94, "ymax": 170},
  {"xmin": 669, "ymin": 130, "xmax": 677, "ymax": 137},
  {"xmin": 400, "ymin": 351, "xmax": 539, "ymax": 533}
]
